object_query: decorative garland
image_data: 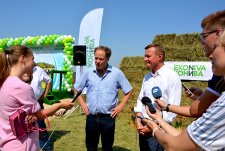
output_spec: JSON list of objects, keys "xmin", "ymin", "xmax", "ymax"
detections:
[{"xmin": 0, "ymin": 34, "xmax": 75, "ymax": 92}]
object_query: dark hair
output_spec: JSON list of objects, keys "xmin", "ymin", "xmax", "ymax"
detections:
[
  {"xmin": 0, "ymin": 45, "xmax": 32, "ymax": 87},
  {"xmin": 201, "ymin": 10, "xmax": 225, "ymax": 31},
  {"xmin": 145, "ymin": 44, "xmax": 165, "ymax": 61},
  {"xmin": 94, "ymin": 46, "xmax": 112, "ymax": 59}
]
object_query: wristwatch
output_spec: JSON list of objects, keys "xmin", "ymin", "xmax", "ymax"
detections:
[{"xmin": 166, "ymin": 104, "xmax": 171, "ymax": 112}]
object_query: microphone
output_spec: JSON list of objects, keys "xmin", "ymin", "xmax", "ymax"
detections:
[
  {"xmin": 63, "ymin": 90, "xmax": 82, "ymax": 115},
  {"xmin": 141, "ymin": 97, "xmax": 156, "ymax": 114},
  {"xmin": 152, "ymin": 86, "xmax": 162, "ymax": 99},
  {"xmin": 152, "ymin": 86, "xmax": 163, "ymax": 117}
]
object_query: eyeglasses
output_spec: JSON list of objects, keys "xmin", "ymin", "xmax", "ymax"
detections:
[{"xmin": 200, "ymin": 30, "xmax": 217, "ymax": 40}]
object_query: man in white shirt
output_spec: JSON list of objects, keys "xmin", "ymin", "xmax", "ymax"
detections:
[
  {"xmin": 31, "ymin": 66, "xmax": 52, "ymax": 107},
  {"xmin": 134, "ymin": 44, "xmax": 181, "ymax": 151},
  {"xmin": 31, "ymin": 65, "xmax": 53, "ymax": 151}
]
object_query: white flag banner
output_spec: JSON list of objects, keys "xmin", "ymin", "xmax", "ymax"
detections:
[
  {"xmin": 75, "ymin": 8, "xmax": 104, "ymax": 83},
  {"xmin": 165, "ymin": 61, "xmax": 213, "ymax": 81}
]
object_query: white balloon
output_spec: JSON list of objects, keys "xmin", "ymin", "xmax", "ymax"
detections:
[
  {"xmin": 67, "ymin": 61, "xmax": 71, "ymax": 65},
  {"xmin": 21, "ymin": 42, "xmax": 25, "ymax": 46},
  {"xmin": 54, "ymin": 40, "xmax": 58, "ymax": 45},
  {"xmin": 67, "ymin": 88, "xmax": 71, "ymax": 92}
]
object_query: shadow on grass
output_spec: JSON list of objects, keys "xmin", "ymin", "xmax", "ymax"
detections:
[
  {"xmin": 98, "ymin": 146, "xmax": 131, "ymax": 151},
  {"xmin": 48, "ymin": 130, "xmax": 71, "ymax": 143}
]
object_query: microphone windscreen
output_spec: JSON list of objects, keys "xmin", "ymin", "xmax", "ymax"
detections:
[
  {"xmin": 152, "ymin": 86, "xmax": 162, "ymax": 99},
  {"xmin": 141, "ymin": 96, "xmax": 156, "ymax": 114},
  {"xmin": 141, "ymin": 96, "xmax": 152, "ymax": 105}
]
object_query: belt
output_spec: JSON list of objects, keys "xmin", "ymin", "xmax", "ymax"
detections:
[{"xmin": 90, "ymin": 113, "xmax": 111, "ymax": 118}]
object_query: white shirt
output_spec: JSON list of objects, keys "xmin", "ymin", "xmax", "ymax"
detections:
[
  {"xmin": 134, "ymin": 65, "xmax": 182, "ymax": 123},
  {"xmin": 30, "ymin": 66, "xmax": 52, "ymax": 100}
]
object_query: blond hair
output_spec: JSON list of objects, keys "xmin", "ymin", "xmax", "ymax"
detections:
[{"xmin": 218, "ymin": 30, "xmax": 225, "ymax": 48}]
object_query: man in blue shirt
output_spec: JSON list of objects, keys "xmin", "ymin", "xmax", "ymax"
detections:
[{"xmin": 74, "ymin": 46, "xmax": 133, "ymax": 151}]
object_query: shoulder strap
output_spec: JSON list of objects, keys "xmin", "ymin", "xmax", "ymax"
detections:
[
  {"xmin": 41, "ymin": 111, "xmax": 50, "ymax": 129},
  {"xmin": 27, "ymin": 111, "xmax": 50, "ymax": 132}
]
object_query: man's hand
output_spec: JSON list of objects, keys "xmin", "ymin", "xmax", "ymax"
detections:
[
  {"xmin": 137, "ymin": 125, "xmax": 152, "ymax": 136},
  {"xmin": 136, "ymin": 117, "xmax": 151, "ymax": 136},
  {"xmin": 80, "ymin": 101, "xmax": 89, "ymax": 115},
  {"xmin": 135, "ymin": 115, "xmax": 152, "ymax": 136},
  {"xmin": 111, "ymin": 103, "xmax": 125, "ymax": 118}
]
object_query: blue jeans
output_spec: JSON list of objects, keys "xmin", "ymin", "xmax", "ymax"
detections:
[
  {"xmin": 86, "ymin": 114, "xmax": 115, "ymax": 151},
  {"xmin": 38, "ymin": 120, "xmax": 53, "ymax": 151},
  {"xmin": 139, "ymin": 134, "xmax": 164, "ymax": 151}
]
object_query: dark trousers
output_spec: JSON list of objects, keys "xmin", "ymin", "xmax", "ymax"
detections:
[
  {"xmin": 86, "ymin": 114, "xmax": 115, "ymax": 151},
  {"xmin": 139, "ymin": 134, "xmax": 164, "ymax": 151},
  {"xmin": 38, "ymin": 120, "xmax": 53, "ymax": 151}
]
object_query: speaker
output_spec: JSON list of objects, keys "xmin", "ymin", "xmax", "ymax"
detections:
[{"xmin": 73, "ymin": 45, "xmax": 86, "ymax": 66}]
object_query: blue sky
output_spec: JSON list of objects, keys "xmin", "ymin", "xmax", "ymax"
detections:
[{"xmin": 0, "ymin": 0, "xmax": 224, "ymax": 67}]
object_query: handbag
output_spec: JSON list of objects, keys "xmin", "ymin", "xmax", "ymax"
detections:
[{"xmin": 9, "ymin": 109, "xmax": 50, "ymax": 139}]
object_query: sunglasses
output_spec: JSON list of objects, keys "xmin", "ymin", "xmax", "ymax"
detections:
[{"xmin": 200, "ymin": 30, "xmax": 217, "ymax": 40}]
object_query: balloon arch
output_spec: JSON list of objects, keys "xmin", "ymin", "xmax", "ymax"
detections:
[{"xmin": 0, "ymin": 35, "xmax": 75, "ymax": 92}]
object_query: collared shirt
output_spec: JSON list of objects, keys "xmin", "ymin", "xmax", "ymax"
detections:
[
  {"xmin": 74, "ymin": 64, "xmax": 132, "ymax": 115},
  {"xmin": 134, "ymin": 65, "xmax": 181, "ymax": 123},
  {"xmin": 187, "ymin": 92, "xmax": 225, "ymax": 151},
  {"xmin": 30, "ymin": 66, "xmax": 52, "ymax": 100}
]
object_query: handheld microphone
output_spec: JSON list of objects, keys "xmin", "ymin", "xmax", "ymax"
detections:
[
  {"xmin": 152, "ymin": 86, "xmax": 162, "ymax": 99},
  {"xmin": 141, "ymin": 97, "xmax": 156, "ymax": 114},
  {"xmin": 152, "ymin": 86, "xmax": 163, "ymax": 117},
  {"xmin": 63, "ymin": 90, "xmax": 82, "ymax": 115}
]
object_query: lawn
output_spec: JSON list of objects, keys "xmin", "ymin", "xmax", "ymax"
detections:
[{"xmin": 48, "ymin": 111, "xmax": 138, "ymax": 151}]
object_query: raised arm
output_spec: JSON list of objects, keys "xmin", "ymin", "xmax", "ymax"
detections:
[
  {"xmin": 190, "ymin": 90, "xmax": 218, "ymax": 117},
  {"xmin": 156, "ymin": 99, "xmax": 193, "ymax": 117},
  {"xmin": 36, "ymin": 100, "xmax": 74, "ymax": 120},
  {"xmin": 156, "ymin": 89, "xmax": 219, "ymax": 118}
]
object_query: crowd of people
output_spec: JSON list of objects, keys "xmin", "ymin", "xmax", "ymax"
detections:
[
  {"xmin": 0, "ymin": 9, "xmax": 225, "ymax": 151},
  {"xmin": 139, "ymin": 9, "xmax": 225, "ymax": 151}
]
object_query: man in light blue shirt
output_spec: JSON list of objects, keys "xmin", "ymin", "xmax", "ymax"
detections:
[{"xmin": 74, "ymin": 46, "xmax": 132, "ymax": 151}]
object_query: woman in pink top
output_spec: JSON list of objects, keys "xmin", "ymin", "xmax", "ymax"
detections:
[{"xmin": 0, "ymin": 46, "xmax": 74, "ymax": 151}]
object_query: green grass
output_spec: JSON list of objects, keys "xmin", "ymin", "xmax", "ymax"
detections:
[
  {"xmin": 48, "ymin": 111, "xmax": 139, "ymax": 151},
  {"xmin": 46, "ymin": 80, "xmax": 207, "ymax": 150}
]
